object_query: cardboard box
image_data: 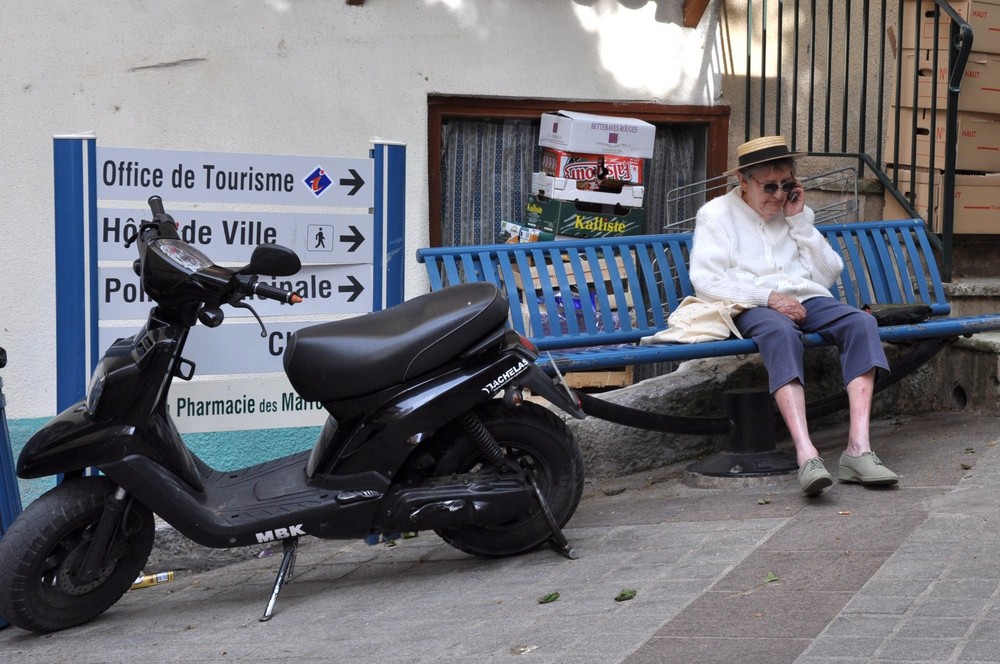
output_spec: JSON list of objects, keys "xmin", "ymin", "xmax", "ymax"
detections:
[
  {"xmin": 901, "ymin": 0, "xmax": 1000, "ymax": 55},
  {"xmin": 883, "ymin": 166, "xmax": 933, "ymax": 221},
  {"xmin": 948, "ymin": 171, "xmax": 1000, "ymax": 232},
  {"xmin": 541, "ymin": 148, "xmax": 645, "ymax": 184},
  {"xmin": 898, "ymin": 48, "xmax": 1000, "ymax": 114},
  {"xmin": 564, "ymin": 367, "xmax": 634, "ymax": 390},
  {"xmin": 884, "ymin": 166, "xmax": 1000, "ymax": 233},
  {"xmin": 525, "ymin": 194, "xmax": 646, "ymax": 239},
  {"xmin": 886, "ymin": 106, "xmax": 1000, "ymax": 172},
  {"xmin": 531, "ymin": 172, "xmax": 645, "ymax": 207},
  {"xmin": 538, "ymin": 111, "xmax": 656, "ymax": 159}
]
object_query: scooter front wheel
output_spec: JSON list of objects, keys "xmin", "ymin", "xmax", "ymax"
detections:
[
  {"xmin": 423, "ymin": 401, "xmax": 584, "ymax": 558},
  {"xmin": 0, "ymin": 476, "xmax": 154, "ymax": 632}
]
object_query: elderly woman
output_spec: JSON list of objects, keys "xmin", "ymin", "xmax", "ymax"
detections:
[{"xmin": 689, "ymin": 136, "xmax": 898, "ymax": 496}]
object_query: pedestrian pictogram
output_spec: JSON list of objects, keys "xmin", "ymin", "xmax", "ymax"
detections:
[{"xmin": 309, "ymin": 224, "xmax": 334, "ymax": 252}]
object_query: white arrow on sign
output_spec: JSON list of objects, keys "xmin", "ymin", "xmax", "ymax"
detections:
[{"xmin": 97, "ymin": 147, "xmax": 374, "ymax": 208}]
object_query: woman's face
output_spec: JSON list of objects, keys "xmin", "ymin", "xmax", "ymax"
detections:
[{"xmin": 739, "ymin": 164, "xmax": 796, "ymax": 220}]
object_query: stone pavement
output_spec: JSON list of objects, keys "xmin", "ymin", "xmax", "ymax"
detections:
[{"xmin": 1, "ymin": 410, "xmax": 999, "ymax": 663}]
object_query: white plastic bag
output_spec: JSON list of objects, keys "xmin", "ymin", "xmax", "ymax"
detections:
[{"xmin": 640, "ymin": 296, "xmax": 750, "ymax": 344}]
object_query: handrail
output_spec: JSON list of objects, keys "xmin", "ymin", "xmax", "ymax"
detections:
[{"xmin": 940, "ymin": 8, "xmax": 974, "ymax": 281}]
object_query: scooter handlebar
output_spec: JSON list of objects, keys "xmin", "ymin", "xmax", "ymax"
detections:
[
  {"xmin": 148, "ymin": 196, "xmax": 165, "ymax": 217},
  {"xmin": 245, "ymin": 279, "xmax": 302, "ymax": 305}
]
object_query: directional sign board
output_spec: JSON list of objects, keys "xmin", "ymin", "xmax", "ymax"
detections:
[
  {"xmin": 91, "ymin": 146, "xmax": 381, "ymax": 431},
  {"xmin": 98, "ymin": 264, "xmax": 373, "ymax": 318},
  {"xmin": 54, "ymin": 138, "xmax": 406, "ymax": 433},
  {"xmin": 165, "ymin": 375, "xmax": 329, "ymax": 433},
  {"xmin": 98, "ymin": 147, "xmax": 373, "ymax": 208},
  {"xmin": 98, "ymin": 208, "xmax": 374, "ymax": 264}
]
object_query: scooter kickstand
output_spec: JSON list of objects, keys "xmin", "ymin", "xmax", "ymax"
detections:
[
  {"xmin": 260, "ymin": 537, "xmax": 299, "ymax": 622},
  {"xmin": 525, "ymin": 473, "xmax": 578, "ymax": 560}
]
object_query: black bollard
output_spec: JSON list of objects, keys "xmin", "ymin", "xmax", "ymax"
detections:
[{"xmin": 686, "ymin": 388, "xmax": 796, "ymax": 477}]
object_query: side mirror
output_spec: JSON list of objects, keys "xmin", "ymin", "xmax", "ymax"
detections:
[{"xmin": 239, "ymin": 244, "xmax": 301, "ymax": 277}]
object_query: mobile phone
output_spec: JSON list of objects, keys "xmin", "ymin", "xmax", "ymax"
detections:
[{"xmin": 788, "ymin": 191, "xmax": 799, "ymax": 202}]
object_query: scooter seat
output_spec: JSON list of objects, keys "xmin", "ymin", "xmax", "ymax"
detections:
[{"xmin": 283, "ymin": 282, "xmax": 510, "ymax": 402}]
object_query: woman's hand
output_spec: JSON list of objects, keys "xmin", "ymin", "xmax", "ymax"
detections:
[
  {"xmin": 783, "ymin": 181, "xmax": 805, "ymax": 217},
  {"xmin": 768, "ymin": 291, "xmax": 806, "ymax": 323}
]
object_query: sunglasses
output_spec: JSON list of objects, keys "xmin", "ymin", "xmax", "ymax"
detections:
[{"xmin": 749, "ymin": 174, "xmax": 798, "ymax": 195}]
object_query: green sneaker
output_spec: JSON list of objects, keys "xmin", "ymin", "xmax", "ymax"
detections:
[
  {"xmin": 838, "ymin": 452, "xmax": 899, "ymax": 485},
  {"xmin": 798, "ymin": 457, "xmax": 833, "ymax": 496}
]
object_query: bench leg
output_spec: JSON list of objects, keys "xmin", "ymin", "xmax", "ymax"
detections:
[{"xmin": 686, "ymin": 388, "xmax": 797, "ymax": 478}]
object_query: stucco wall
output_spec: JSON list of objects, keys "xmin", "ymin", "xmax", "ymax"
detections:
[{"xmin": 0, "ymin": 0, "xmax": 722, "ymax": 420}]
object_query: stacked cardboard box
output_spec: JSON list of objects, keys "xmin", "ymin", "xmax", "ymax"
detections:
[
  {"xmin": 884, "ymin": 166, "xmax": 1000, "ymax": 226},
  {"xmin": 503, "ymin": 111, "xmax": 655, "ymax": 389},
  {"xmin": 888, "ymin": 0, "xmax": 1000, "ymax": 233},
  {"xmin": 517, "ymin": 110, "xmax": 655, "ymax": 241}
]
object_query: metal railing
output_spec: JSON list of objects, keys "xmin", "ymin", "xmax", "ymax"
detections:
[
  {"xmin": 734, "ymin": 0, "xmax": 973, "ymax": 280},
  {"xmin": 665, "ymin": 166, "xmax": 860, "ymax": 230}
]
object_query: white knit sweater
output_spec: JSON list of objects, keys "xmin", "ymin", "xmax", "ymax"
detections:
[{"xmin": 689, "ymin": 187, "xmax": 844, "ymax": 307}]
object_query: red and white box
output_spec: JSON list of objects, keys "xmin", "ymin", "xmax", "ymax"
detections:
[
  {"xmin": 540, "ymin": 148, "xmax": 644, "ymax": 185},
  {"xmin": 531, "ymin": 172, "xmax": 645, "ymax": 207}
]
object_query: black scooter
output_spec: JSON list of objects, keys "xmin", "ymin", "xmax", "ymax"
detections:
[{"xmin": 0, "ymin": 196, "xmax": 586, "ymax": 633}]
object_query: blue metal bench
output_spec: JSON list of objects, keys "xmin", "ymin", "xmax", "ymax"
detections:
[
  {"xmin": 418, "ymin": 219, "xmax": 1000, "ymax": 477},
  {"xmin": 417, "ymin": 219, "xmax": 1000, "ymax": 374}
]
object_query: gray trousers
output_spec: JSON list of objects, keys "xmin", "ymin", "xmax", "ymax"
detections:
[{"xmin": 734, "ymin": 296, "xmax": 889, "ymax": 394}]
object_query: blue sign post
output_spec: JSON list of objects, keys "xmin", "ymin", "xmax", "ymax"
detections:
[
  {"xmin": 371, "ymin": 140, "xmax": 406, "ymax": 309},
  {"xmin": 0, "ymin": 350, "xmax": 22, "ymax": 530},
  {"xmin": 53, "ymin": 134, "xmax": 101, "ymax": 412},
  {"xmin": 0, "ymin": 347, "xmax": 23, "ymax": 629}
]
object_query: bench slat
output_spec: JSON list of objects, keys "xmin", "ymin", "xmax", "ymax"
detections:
[{"xmin": 882, "ymin": 227, "xmax": 916, "ymax": 303}]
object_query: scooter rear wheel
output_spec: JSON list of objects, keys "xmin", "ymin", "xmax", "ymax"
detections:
[
  {"xmin": 0, "ymin": 476, "xmax": 154, "ymax": 632},
  {"xmin": 424, "ymin": 401, "xmax": 583, "ymax": 558}
]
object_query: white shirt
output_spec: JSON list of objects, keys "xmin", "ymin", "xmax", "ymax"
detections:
[{"xmin": 689, "ymin": 187, "xmax": 844, "ymax": 307}]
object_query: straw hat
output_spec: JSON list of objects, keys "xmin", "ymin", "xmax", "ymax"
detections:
[{"xmin": 725, "ymin": 135, "xmax": 804, "ymax": 176}]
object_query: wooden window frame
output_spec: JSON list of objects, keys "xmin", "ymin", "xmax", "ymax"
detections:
[{"xmin": 427, "ymin": 95, "xmax": 730, "ymax": 247}]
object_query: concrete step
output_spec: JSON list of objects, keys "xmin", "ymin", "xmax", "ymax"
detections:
[
  {"xmin": 956, "ymin": 330, "xmax": 1000, "ymax": 353},
  {"xmin": 943, "ymin": 278, "xmax": 1000, "ymax": 317}
]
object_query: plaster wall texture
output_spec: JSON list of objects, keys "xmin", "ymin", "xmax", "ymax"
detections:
[{"xmin": 0, "ymin": 1, "xmax": 722, "ymax": 420}]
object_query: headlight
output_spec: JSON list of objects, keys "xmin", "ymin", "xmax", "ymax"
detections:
[{"xmin": 85, "ymin": 362, "xmax": 108, "ymax": 416}]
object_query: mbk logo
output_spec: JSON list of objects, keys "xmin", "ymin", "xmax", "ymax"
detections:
[{"xmin": 255, "ymin": 524, "xmax": 306, "ymax": 543}]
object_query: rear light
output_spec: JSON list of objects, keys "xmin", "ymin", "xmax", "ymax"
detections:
[{"xmin": 516, "ymin": 332, "xmax": 538, "ymax": 354}]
